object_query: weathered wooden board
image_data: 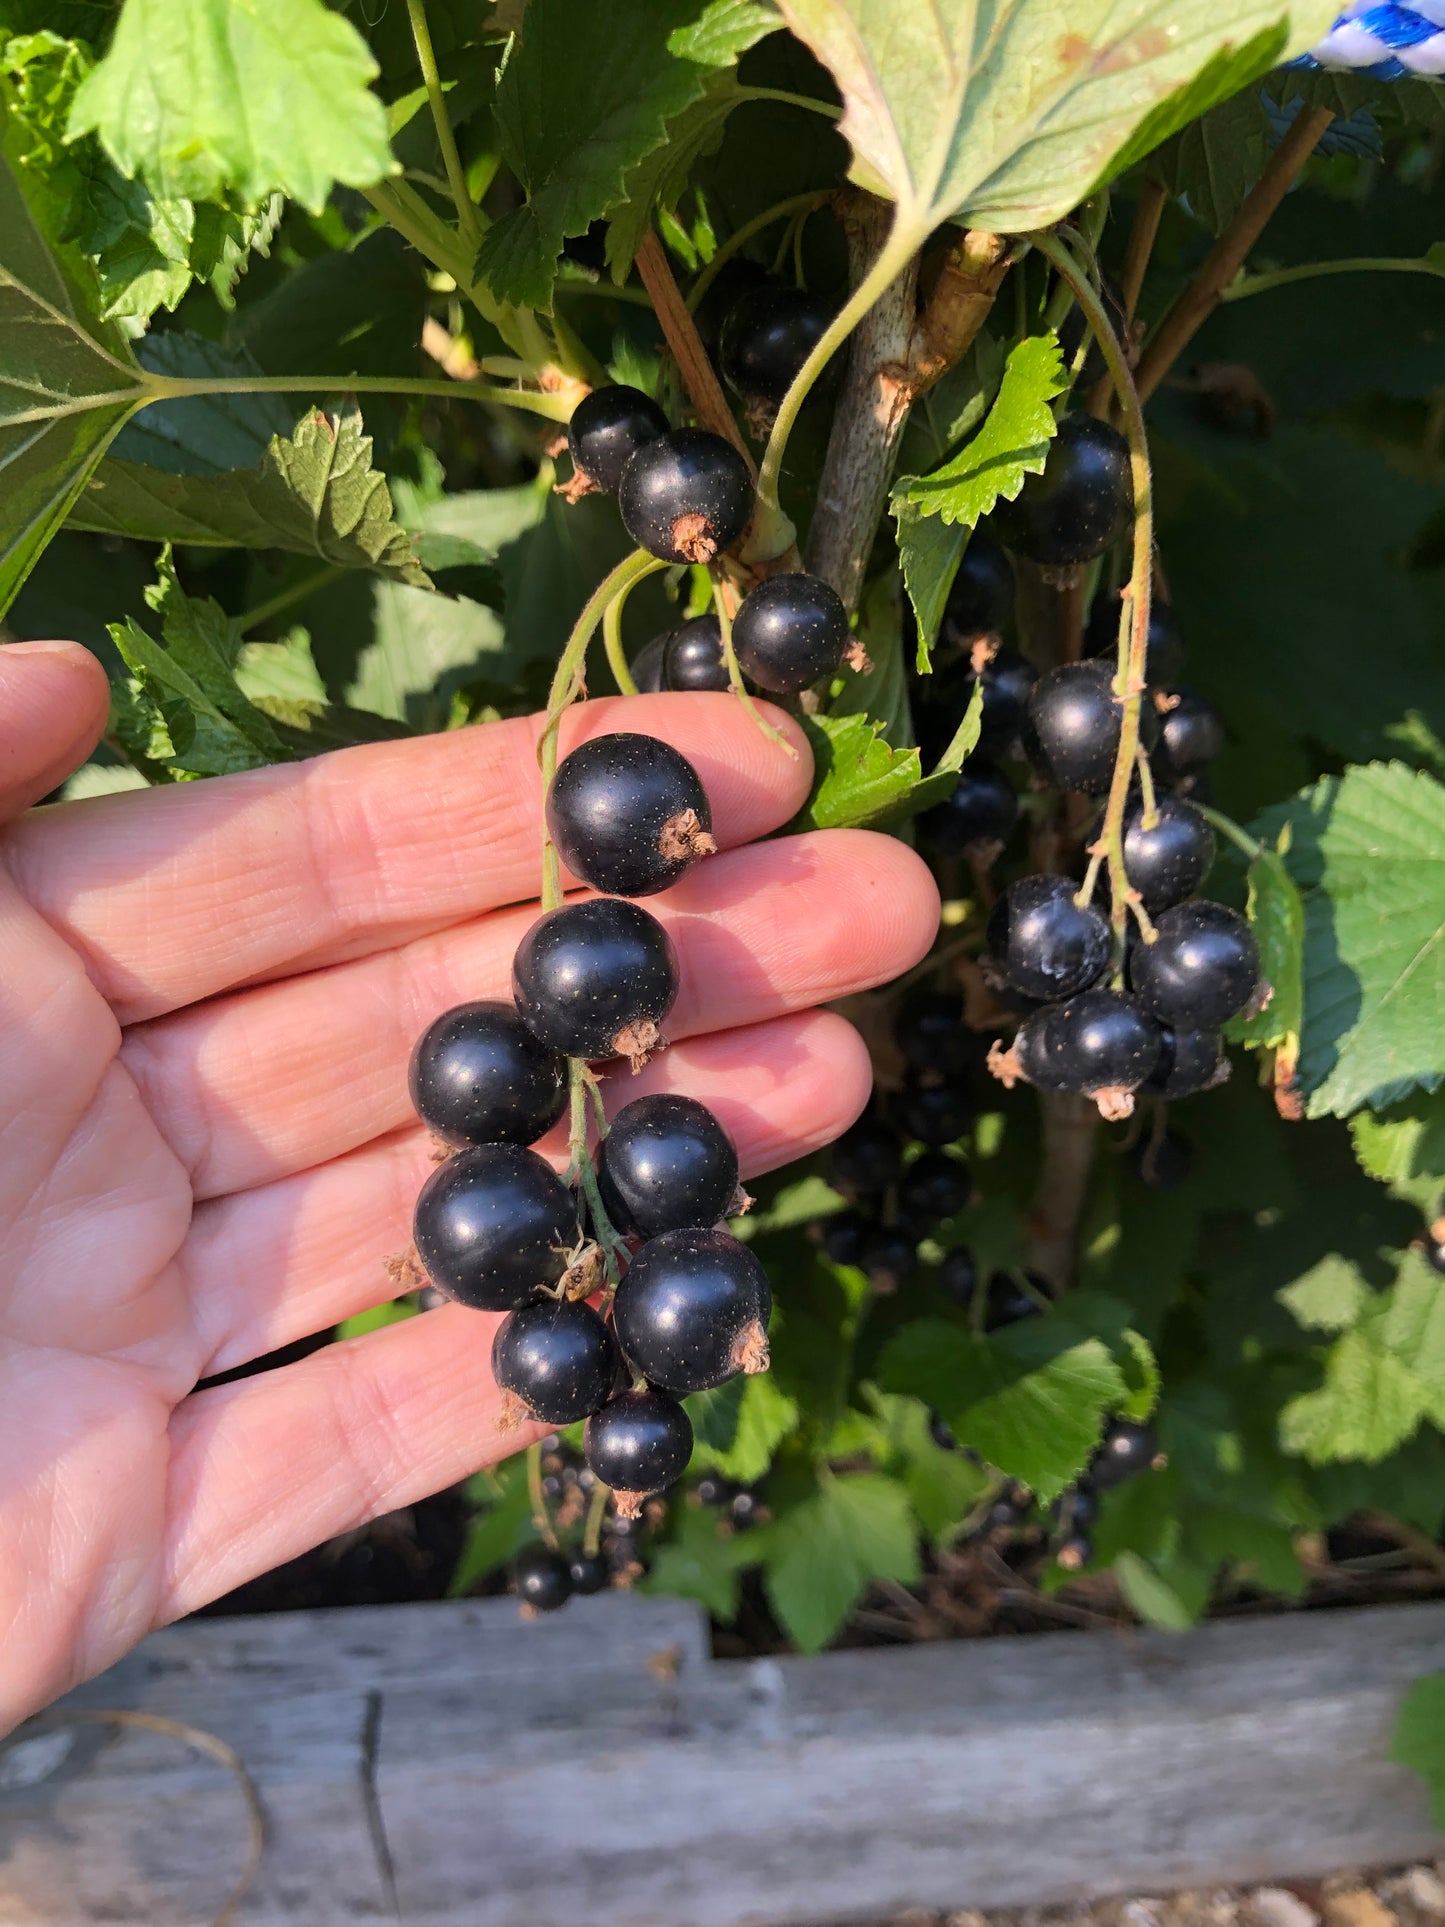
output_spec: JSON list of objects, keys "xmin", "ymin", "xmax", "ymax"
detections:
[{"xmin": 0, "ymin": 1596, "xmax": 1441, "ymax": 1926}]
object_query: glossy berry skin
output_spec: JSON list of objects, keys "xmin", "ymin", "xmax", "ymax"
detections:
[
  {"xmin": 1130, "ymin": 901, "xmax": 1260, "ymax": 1030},
  {"xmin": 1131, "ymin": 1129, "xmax": 1193, "ymax": 1190},
  {"xmin": 613, "ymin": 1227, "xmax": 770, "ymax": 1393},
  {"xmin": 831, "ymin": 1114, "xmax": 904, "ymax": 1196},
  {"xmin": 900, "ymin": 1150, "xmax": 973, "ymax": 1222},
  {"xmin": 1426, "ymin": 1238, "xmax": 1445, "ymax": 1278},
  {"xmin": 896, "ymin": 1077, "xmax": 974, "ymax": 1147},
  {"xmin": 1045, "ymin": 990, "xmax": 1162, "ymax": 1099},
  {"xmin": 894, "ymin": 990, "xmax": 973, "ymax": 1080},
  {"xmin": 597, "ymin": 1093, "xmax": 739, "ymax": 1239},
  {"xmin": 940, "ymin": 530, "xmax": 1015, "ymax": 643},
  {"xmin": 513, "ymin": 1543, "xmax": 572, "ymax": 1613},
  {"xmin": 1013, "ymin": 1006, "xmax": 1077, "ymax": 1095},
  {"xmin": 987, "ymin": 874, "xmax": 1110, "ymax": 1003},
  {"xmin": 986, "ymin": 1271, "xmax": 1048, "ymax": 1330},
  {"xmin": 929, "ymin": 1409, "xmax": 959, "ymax": 1452},
  {"xmin": 1091, "ymin": 1417, "xmax": 1159, "ymax": 1488},
  {"xmin": 732, "ymin": 572, "xmax": 848, "ymax": 694},
  {"xmin": 413, "ymin": 1144, "xmax": 575, "ymax": 1310},
  {"xmin": 992, "ymin": 415, "xmax": 1133, "ymax": 568},
  {"xmin": 408, "ymin": 1000, "xmax": 567, "ymax": 1149},
  {"xmin": 1154, "ymin": 691, "xmax": 1225, "ymax": 782},
  {"xmin": 950, "ymin": 647, "xmax": 1037, "ymax": 758},
  {"xmin": 919, "ymin": 762, "xmax": 1019, "ymax": 858},
  {"xmin": 584, "ymin": 1388, "xmax": 694, "ymax": 1500},
  {"xmin": 491, "ymin": 1297, "xmax": 617, "ymax": 1425},
  {"xmin": 513, "ymin": 897, "xmax": 679, "ymax": 1064},
  {"xmin": 1086, "ymin": 591, "xmax": 1185, "ymax": 687},
  {"xmin": 568, "ymin": 1550, "xmax": 611, "ymax": 1596},
  {"xmin": 1120, "ymin": 793, "xmax": 1216, "ymax": 915},
  {"xmin": 719, "ymin": 285, "xmax": 833, "ymax": 408},
  {"xmin": 619, "ymin": 428, "xmax": 753, "ymax": 565},
  {"xmin": 820, "ymin": 1209, "xmax": 869, "ymax": 1267},
  {"xmin": 1023, "ymin": 660, "xmax": 1157, "ymax": 795},
  {"xmin": 939, "ymin": 1245, "xmax": 977, "ymax": 1308},
  {"xmin": 567, "ymin": 384, "xmax": 667, "ymax": 493},
  {"xmin": 630, "ymin": 633, "xmax": 669, "ymax": 693},
  {"xmin": 858, "ymin": 1225, "xmax": 919, "ymax": 1292},
  {"xmin": 547, "ymin": 733, "xmax": 713, "ymax": 898},
  {"xmin": 1145, "ymin": 1025, "xmax": 1226, "ymax": 1099},
  {"xmin": 664, "ymin": 614, "xmax": 730, "ymax": 692}
]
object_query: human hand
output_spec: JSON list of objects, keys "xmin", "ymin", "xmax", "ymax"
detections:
[{"xmin": 0, "ymin": 640, "xmax": 938, "ymax": 1730}]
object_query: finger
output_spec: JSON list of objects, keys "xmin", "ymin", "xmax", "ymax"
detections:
[
  {"xmin": 0, "ymin": 641, "xmax": 110, "ymax": 820},
  {"xmin": 7, "ymin": 693, "xmax": 813, "ymax": 1024},
  {"xmin": 124, "ymin": 829, "xmax": 940, "ymax": 1200},
  {"xmin": 184, "ymin": 1010, "xmax": 872, "ymax": 1374}
]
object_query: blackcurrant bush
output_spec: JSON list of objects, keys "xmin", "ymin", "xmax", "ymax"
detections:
[
  {"xmin": 939, "ymin": 1245, "xmax": 977, "ymax": 1308},
  {"xmin": 918, "ymin": 762, "xmax": 1019, "ymax": 858},
  {"xmin": 664, "ymin": 614, "xmax": 730, "ymax": 692},
  {"xmin": 547, "ymin": 732, "xmax": 714, "ymax": 898},
  {"xmin": 820, "ymin": 1209, "xmax": 870, "ymax": 1266},
  {"xmin": 730, "ymin": 1488, "xmax": 762, "ymax": 1529},
  {"xmin": 491, "ymin": 1297, "xmax": 617, "ymax": 1425},
  {"xmin": 1046, "ymin": 989, "xmax": 1162, "ymax": 1106},
  {"xmin": 732, "ymin": 572, "xmax": 849, "ymax": 694},
  {"xmin": 567, "ymin": 384, "xmax": 668, "ymax": 494},
  {"xmin": 513, "ymin": 1543, "xmax": 572, "ymax": 1613},
  {"xmin": 1154, "ymin": 691, "xmax": 1225, "ymax": 783},
  {"xmin": 1023, "ymin": 660, "xmax": 1157, "ymax": 795},
  {"xmin": 619, "ymin": 427, "xmax": 753, "ymax": 565},
  {"xmin": 584, "ymin": 1387, "xmax": 694, "ymax": 1511},
  {"xmin": 987, "ymin": 1480, "xmax": 1033, "ymax": 1528},
  {"xmin": 899, "ymin": 1150, "xmax": 973, "ymax": 1222},
  {"xmin": 413, "ymin": 1144, "xmax": 576, "ymax": 1310},
  {"xmin": 858, "ymin": 1224, "xmax": 919, "ymax": 1292},
  {"xmin": 986, "ymin": 874, "xmax": 1110, "ymax": 1003},
  {"xmin": 986, "ymin": 1271, "xmax": 1047, "ymax": 1330},
  {"xmin": 893, "ymin": 990, "xmax": 974, "ymax": 1079},
  {"xmin": 896, "ymin": 1076, "xmax": 974, "ymax": 1147},
  {"xmin": 1129, "ymin": 900, "xmax": 1260, "ymax": 1030},
  {"xmin": 408, "ymin": 1000, "xmax": 567, "ymax": 1150},
  {"xmin": 1090, "ymin": 1417, "xmax": 1160, "ymax": 1487},
  {"xmin": 719, "ymin": 284, "xmax": 834, "ymax": 410},
  {"xmin": 939, "ymin": 530, "xmax": 1015, "ymax": 644},
  {"xmin": 695, "ymin": 1472, "xmax": 735, "ymax": 1506},
  {"xmin": 567, "ymin": 1549, "xmax": 611, "ymax": 1595},
  {"xmin": 1086, "ymin": 590, "xmax": 1185, "ymax": 687},
  {"xmin": 1054, "ymin": 1530, "xmax": 1094, "ymax": 1572},
  {"xmin": 1145, "ymin": 1025, "xmax": 1228, "ymax": 1099},
  {"xmin": 992, "ymin": 415, "xmax": 1133, "ymax": 568},
  {"xmin": 513, "ymin": 897, "xmax": 679, "ymax": 1068},
  {"xmin": 597, "ymin": 1093, "xmax": 739, "ymax": 1239},
  {"xmin": 831, "ymin": 1114, "xmax": 904, "ymax": 1196},
  {"xmin": 1131, "ymin": 1129, "xmax": 1194, "ymax": 1190},
  {"xmin": 630, "ymin": 632, "xmax": 669, "ymax": 694},
  {"xmin": 1119, "ymin": 793, "xmax": 1216, "ymax": 915},
  {"xmin": 613, "ymin": 1228, "xmax": 769, "ymax": 1392}
]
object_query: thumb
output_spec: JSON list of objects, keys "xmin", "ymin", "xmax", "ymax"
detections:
[{"xmin": 0, "ymin": 641, "xmax": 112, "ymax": 821}]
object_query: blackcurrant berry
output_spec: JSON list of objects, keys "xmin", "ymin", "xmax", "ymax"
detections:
[
  {"xmin": 630, "ymin": 632, "xmax": 669, "ymax": 694},
  {"xmin": 986, "ymin": 1271, "xmax": 1048, "ymax": 1330},
  {"xmin": 491, "ymin": 1297, "xmax": 617, "ymax": 1425},
  {"xmin": 1086, "ymin": 591, "xmax": 1185, "ymax": 687},
  {"xmin": 1045, "ymin": 989, "xmax": 1162, "ymax": 1106},
  {"xmin": 513, "ymin": 1542, "xmax": 572, "ymax": 1612},
  {"xmin": 408, "ymin": 1000, "xmax": 567, "ymax": 1150},
  {"xmin": 1011, "ymin": 1005, "xmax": 1077, "ymax": 1094},
  {"xmin": 895, "ymin": 1076, "xmax": 974, "ymax": 1147},
  {"xmin": 831, "ymin": 1114, "xmax": 904, "ymax": 1196},
  {"xmin": 1090, "ymin": 1416, "xmax": 1160, "ymax": 1487},
  {"xmin": 413, "ymin": 1144, "xmax": 576, "ymax": 1310},
  {"xmin": 597, "ymin": 1093, "xmax": 739, "ymax": 1239},
  {"xmin": 939, "ymin": 1245, "xmax": 977, "ymax": 1307},
  {"xmin": 1154, "ymin": 691, "xmax": 1225, "ymax": 783},
  {"xmin": 584, "ymin": 1387, "xmax": 694, "ymax": 1511},
  {"xmin": 820, "ymin": 1209, "xmax": 870, "ymax": 1267},
  {"xmin": 719, "ymin": 284, "xmax": 834, "ymax": 410},
  {"xmin": 1426, "ymin": 1238, "xmax": 1445, "ymax": 1278},
  {"xmin": 547, "ymin": 732, "xmax": 714, "ymax": 898},
  {"xmin": 899, "ymin": 1150, "xmax": 973, "ymax": 1222},
  {"xmin": 729, "ymin": 1487, "xmax": 762, "ymax": 1529},
  {"xmin": 567, "ymin": 384, "xmax": 668, "ymax": 494},
  {"xmin": 1119, "ymin": 793, "xmax": 1216, "ymax": 915},
  {"xmin": 1131, "ymin": 1129, "xmax": 1194, "ymax": 1190},
  {"xmin": 986, "ymin": 874, "xmax": 1110, "ymax": 1003},
  {"xmin": 893, "ymin": 990, "xmax": 974, "ymax": 1079},
  {"xmin": 992, "ymin": 415, "xmax": 1133, "ymax": 568},
  {"xmin": 614, "ymin": 1226, "xmax": 769, "ymax": 1392},
  {"xmin": 619, "ymin": 428, "xmax": 753, "ymax": 565},
  {"xmin": 1129, "ymin": 901, "xmax": 1260, "ymax": 1030},
  {"xmin": 1145, "ymin": 1025, "xmax": 1227, "ymax": 1099},
  {"xmin": 929, "ymin": 1409, "xmax": 959, "ymax": 1452},
  {"xmin": 939, "ymin": 530, "xmax": 1015, "ymax": 644},
  {"xmin": 1023, "ymin": 660, "xmax": 1157, "ymax": 795},
  {"xmin": 858, "ymin": 1224, "xmax": 919, "ymax": 1292},
  {"xmin": 1054, "ymin": 1482, "xmax": 1100, "ymax": 1530},
  {"xmin": 1054, "ymin": 1530, "xmax": 1094, "ymax": 1572},
  {"xmin": 513, "ymin": 897, "xmax": 679, "ymax": 1068},
  {"xmin": 935, "ymin": 646, "xmax": 1036, "ymax": 758},
  {"xmin": 918, "ymin": 762, "xmax": 1019, "ymax": 858},
  {"xmin": 732, "ymin": 572, "xmax": 849, "ymax": 694},
  {"xmin": 987, "ymin": 1480, "xmax": 1033, "ymax": 1528},
  {"xmin": 567, "ymin": 1549, "xmax": 611, "ymax": 1595},
  {"xmin": 664, "ymin": 614, "xmax": 730, "ymax": 692}
]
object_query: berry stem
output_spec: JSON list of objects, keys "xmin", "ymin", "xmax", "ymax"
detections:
[
  {"xmin": 405, "ymin": 0, "xmax": 480, "ymax": 253},
  {"xmin": 1197, "ymin": 802, "xmax": 1266, "ymax": 863},
  {"xmin": 582, "ymin": 1479, "xmax": 609, "ymax": 1558},
  {"xmin": 1118, "ymin": 176, "xmax": 1168, "ymax": 327},
  {"xmin": 710, "ymin": 578, "xmax": 798, "ymax": 755},
  {"xmin": 600, "ymin": 556, "xmax": 667, "ymax": 695},
  {"xmin": 686, "ymin": 192, "xmax": 831, "ymax": 316},
  {"xmin": 526, "ymin": 1442, "xmax": 559, "ymax": 1550},
  {"xmin": 147, "ymin": 370, "xmax": 577, "ymax": 422},
  {"xmin": 634, "ymin": 229, "xmax": 757, "ymax": 473},
  {"xmin": 566, "ymin": 1059, "xmax": 627, "ymax": 1285}
]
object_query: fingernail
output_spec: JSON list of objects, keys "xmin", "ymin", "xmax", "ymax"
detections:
[{"xmin": 0, "ymin": 639, "xmax": 86, "ymax": 661}]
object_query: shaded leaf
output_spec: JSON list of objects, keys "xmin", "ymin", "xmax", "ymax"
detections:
[
  {"xmin": 1155, "ymin": 86, "xmax": 1272, "ymax": 234},
  {"xmin": 1278, "ymin": 1254, "xmax": 1373, "ymax": 1336},
  {"xmin": 448, "ymin": 1463, "xmax": 535, "ymax": 1596},
  {"xmin": 760, "ymin": 1471, "xmax": 919, "ymax": 1654},
  {"xmin": 688, "ymin": 1369, "xmax": 799, "ymax": 1486},
  {"xmin": 1227, "ymin": 841, "xmax": 1305, "ymax": 1069},
  {"xmin": 1391, "ymin": 1674, "xmax": 1445, "ymax": 1828},
  {"xmin": 1351, "ymin": 1091, "xmax": 1445, "ymax": 1214},
  {"xmin": 641, "ymin": 1505, "xmax": 746, "ymax": 1620},
  {"xmin": 1279, "ymin": 1327, "xmax": 1430, "ymax": 1466}
]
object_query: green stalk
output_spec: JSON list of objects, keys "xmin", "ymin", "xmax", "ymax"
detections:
[
  {"xmin": 1197, "ymin": 801, "xmax": 1265, "ymax": 862},
  {"xmin": 1223, "ymin": 254, "xmax": 1445, "ymax": 301},
  {"xmin": 236, "ymin": 563, "xmax": 345, "ymax": 636},
  {"xmin": 406, "ymin": 0, "xmax": 480, "ymax": 251},
  {"xmin": 527, "ymin": 1442, "xmax": 558, "ymax": 1549},
  {"xmin": 147, "ymin": 371, "xmax": 574, "ymax": 422},
  {"xmin": 711, "ymin": 578, "xmax": 796, "ymax": 754},
  {"xmin": 686, "ymin": 191, "xmax": 830, "ymax": 315},
  {"xmin": 600, "ymin": 555, "xmax": 668, "ymax": 695}
]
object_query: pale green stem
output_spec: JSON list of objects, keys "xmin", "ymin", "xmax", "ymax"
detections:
[
  {"xmin": 526, "ymin": 1442, "xmax": 558, "ymax": 1549},
  {"xmin": 600, "ymin": 554, "xmax": 667, "ymax": 696},
  {"xmin": 1197, "ymin": 801, "xmax": 1265, "ymax": 862},
  {"xmin": 686, "ymin": 192, "xmax": 829, "ymax": 315},
  {"xmin": 583, "ymin": 1480, "xmax": 609, "ymax": 1557},
  {"xmin": 407, "ymin": 0, "xmax": 480, "ymax": 250},
  {"xmin": 146, "ymin": 371, "xmax": 574, "ymax": 422},
  {"xmin": 711, "ymin": 579, "xmax": 796, "ymax": 754},
  {"xmin": 236, "ymin": 563, "xmax": 345, "ymax": 636},
  {"xmin": 738, "ymin": 87, "xmax": 843, "ymax": 120},
  {"xmin": 1223, "ymin": 255, "xmax": 1445, "ymax": 301}
]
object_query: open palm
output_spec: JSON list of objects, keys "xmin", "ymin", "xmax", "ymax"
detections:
[{"xmin": 0, "ymin": 640, "xmax": 938, "ymax": 1732}]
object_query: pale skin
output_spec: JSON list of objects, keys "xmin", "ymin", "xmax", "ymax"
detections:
[{"xmin": 0, "ymin": 639, "xmax": 940, "ymax": 1735}]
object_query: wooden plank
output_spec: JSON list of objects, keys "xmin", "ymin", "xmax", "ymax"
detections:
[{"xmin": 0, "ymin": 1597, "xmax": 1440, "ymax": 1925}]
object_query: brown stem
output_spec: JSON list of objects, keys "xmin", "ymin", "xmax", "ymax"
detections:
[
  {"xmin": 634, "ymin": 229, "xmax": 756, "ymax": 475},
  {"xmin": 1133, "ymin": 106, "xmax": 1334, "ymax": 406},
  {"xmin": 1119, "ymin": 176, "xmax": 1168, "ymax": 326},
  {"xmin": 1023, "ymin": 1094, "xmax": 1100, "ymax": 1290}
]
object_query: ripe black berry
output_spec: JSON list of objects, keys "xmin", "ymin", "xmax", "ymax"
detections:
[
  {"xmin": 1023, "ymin": 660, "xmax": 1157, "ymax": 795},
  {"xmin": 547, "ymin": 732, "xmax": 714, "ymax": 898},
  {"xmin": 1426, "ymin": 1237, "xmax": 1445, "ymax": 1278},
  {"xmin": 664, "ymin": 614, "xmax": 730, "ymax": 692},
  {"xmin": 1129, "ymin": 901, "xmax": 1260, "ymax": 1030},
  {"xmin": 408, "ymin": 1000, "xmax": 567, "ymax": 1149},
  {"xmin": 858, "ymin": 1225, "xmax": 919, "ymax": 1292},
  {"xmin": 730, "ymin": 1487, "xmax": 762, "ymax": 1529},
  {"xmin": 950, "ymin": 646, "xmax": 1037, "ymax": 757},
  {"xmin": 986, "ymin": 1271, "xmax": 1048, "ymax": 1330},
  {"xmin": 820, "ymin": 1209, "xmax": 869, "ymax": 1266},
  {"xmin": 513, "ymin": 897, "xmax": 679, "ymax": 1068},
  {"xmin": 584, "ymin": 1387, "xmax": 694, "ymax": 1512},
  {"xmin": 1131, "ymin": 1129, "xmax": 1194, "ymax": 1190},
  {"xmin": 1090, "ymin": 1417, "xmax": 1160, "ymax": 1487},
  {"xmin": 939, "ymin": 1245, "xmax": 977, "ymax": 1307},
  {"xmin": 413, "ymin": 1144, "xmax": 576, "ymax": 1310},
  {"xmin": 1012, "ymin": 1005, "xmax": 1077, "ymax": 1094},
  {"xmin": 899, "ymin": 1150, "xmax": 973, "ymax": 1222},
  {"xmin": 1154, "ymin": 691, "xmax": 1225, "ymax": 783},
  {"xmin": 918, "ymin": 762, "xmax": 1019, "ymax": 857},
  {"xmin": 987, "ymin": 1480, "xmax": 1033, "ymax": 1528},
  {"xmin": 491, "ymin": 1297, "xmax": 617, "ymax": 1425},
  {"xmin": 597, "ymin": 1093, "xmax": 739, "ymax": 1238},
  {"xmin": 1086, "ymin": 591, "xmax": 1185, "ymax": 687},
  {"xmin": 929, "ymin": 1409, "xmax": 958, "ymax": 1452},
  {"xmin": 986, "ymin": 874, "xmax": 1110, "ymax": 1003},
  {"xmin": 567, "ymin": 384, "xmax": 668, "ymax": 494},
  {"xmin": 1120, "ymin": 793, "xmax": 1216, "ymax": 915},
  {"xmin": 630, "ymin": 633, "xmax": 669, "ymax": 693},
  {"xmin": 831, "ymin": 1114, "xmax": 904, "ymax": 1196},
  {"xmin": 513, "ymin": 1543, "xmax": 572, "ymax": 1612},
  {"xmin": 992, "ymin": 415, "xmax": 1133, "ymax": 568},
  {"xmin": 619, "ymin": 427, "xmax": 753, "ymax": 565},
  {"xmin": 896, "ymin": 1076, "xmax": 974, "ymax": 1146},
  {"xmin": 1055, "ymin": 1482, "xmax": 1100, "ymax": 1530},
  {"xmin": 894, "ymin": 990, "xmax": 973, "ymax": 1079},
  {"xmin": 939, "ymin": 531, "xmax": 1015, "ymax": 644},
  {"xmin": 568, "ymin": 1549, "xmax": 611, "ymax": 1595},
  {"xmin": 1055, "ymin": 1530, "xmax": 1094, "ymax": 1572},
  {"xmin": 1045, "ymin": 989, "xmax": 1162, "ymax": 1108},
  {"xmin": 695, "ymin": 1472, "xmax": 735, "ymax": 1507},
  {"xmin": 613, "ymin": 1226, "xmax": 770, "ymax": 1392},
  {"xmin": 1145, "ymin": 1025, "xmax": 1227, "ymax": 1099},
  {"xmin": 719, "ymin": 285, "xmax": 834, "ymax": 410},
  {"xmin": 732, "ymin": 572, "xmax": 849, "ymax": 694}
]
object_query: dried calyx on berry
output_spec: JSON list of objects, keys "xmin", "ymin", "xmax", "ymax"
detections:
[
  {"xmin": 619, "ymin": 428, "xmax": 754, "ymax": 566},
  {"xmin": 547, "ymin": 733, "xmax": 715, "ymax": 898},
  {"xmin": 512, "ymin": 896, "xmax": 679, "ymax": 1070}
]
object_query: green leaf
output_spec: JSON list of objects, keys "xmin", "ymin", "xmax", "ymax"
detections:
[
  {"xmin": 235, "ymin": 629, "xmax": 327, "ymax": 706},
  {"xmin": 1114, "ymin": 1549, "xmax": 1211, "ymax": 1630},
  {"xmin": 1226, "ymin": 841, "xmax": 1305, "ymax": 1080},
  {"xmin": 605, "ymin": 72, "xmax": 749, "ymax": 284},
  {"xmin": 334, "ymin": 1296, "xmax": 418, "ymax": 1340},
  {"xmin": 1377, "ymin": 1249, "xmax": 1445, "ymax": 1417},
  {"xmin": 640, "ymin": 1505, "xmax": 746, "ymax": 1621},
  {"xmin": 761, "ymin": 1471, "xmax": 920, "ymax": 1654},
  {"xmin": 448, "ymin": 1463, "xmax": 535, "ymax": 1596},
  {"xmin": 894, "ymin": 508, "xmax": 965, "ymax": 674},
  {"xmin": 1155, "ymin": 86, "xmax": 1272, "ymax": 235},
  {"xmin": 688, "ymin": 1370, "xmax": 799, "ymax": 1486},
  {"xmin": 68, "ymin": 0, "xmax": 392, "ymax": 212},
  {"xmin": 476, "ymin": 0, "xmax": 774, "ymax": 311},
  {"xmin": 896, "ymin": 336, "xmax": 1065, "ymax": 533},
  {"xmin": 1351, "ymin": 1091, "xmax": 1445, "ymax": 1214},
  {"xmin": 787, "ymin": 713, "xmax": 929, "ymax": 832},
  {"xmin": 1279, "ymin": 1254, "xmax": 1373, "ymax": 1335},
  {"xmin": 1280, "ymin": 1327, "xmax": 1431, "ymax": 1466},
  {"xmin": 1189, "ymin": 1506, "xmax": 1306, "ymax": 1598},
  {"xmin": 730, "ymin": 1172, "xmax": 846, "ymax": 1240},
  {"xmin": 1259, "ymin": 763, "xmax": 1445, "ymax": 1118},
  {"xmin": 863, "ymin": 1389, "xmax": 989, "ymax": 1541},
  {"xmin": 1390, "ymin": 1674, "xmax": 1445, "ymax": 1828}
]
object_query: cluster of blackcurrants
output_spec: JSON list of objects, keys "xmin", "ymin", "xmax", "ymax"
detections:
[
  {"xmin": 406, "ymin": 727, "xmax": 774, "ymax": 1613},
  {"xmin": 975, "ymin": 1416, "xmax": 1163, "ymax": 1572}
]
